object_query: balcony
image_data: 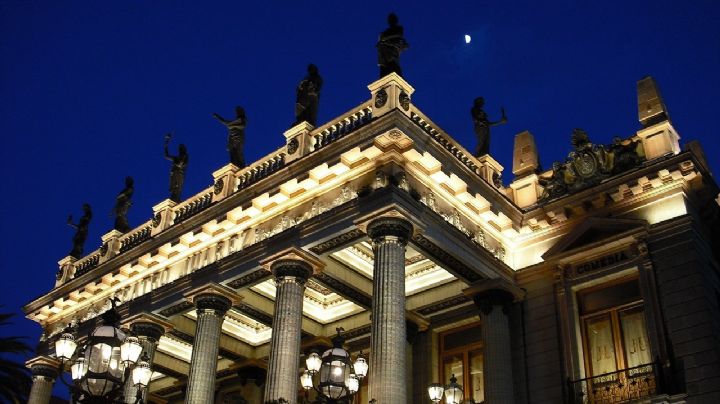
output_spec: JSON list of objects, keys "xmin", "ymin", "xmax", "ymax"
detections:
[{"xmin": 567, "ymin": 362, "xmax": 665, "ymax": 403}]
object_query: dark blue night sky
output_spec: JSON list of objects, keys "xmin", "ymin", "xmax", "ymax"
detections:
[{"xmin": 1, "ymin": 0, "xmax": 719, "ymax": 398}]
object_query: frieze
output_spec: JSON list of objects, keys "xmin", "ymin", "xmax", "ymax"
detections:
[
  {"xmin": 306, "ymin": 279, "xmax": 332, "ymax": 295},
  {"xmin": 416, "ymin": 294, "xmax": 471, "ymax": 316},
  {"xmin": 342, "ymin": 324, "xmax": 372, "ymax": 340},
  {"xmin": 158, "ymin": 301, "xmax": 193, "ymax": 318},
  {"xmin": 310, "ymin": 229, "xmax": 365, "ymax": 255},
  {"xmin": 314, "ymin": 272, "xmax": 372, "ymax": 308},
  {"xmin": 167, "ymin": 329, "xmax": 194, "ymax": 344},
  {"xmin": 420, "ymin": 192, "xmax": 506, "ymax": 261},
  {"xmin": 234, "ymin": 303, "xmax": 273, "ymax": 326},
  {"xmin": 411, "ymin": 234, "xmax": 481, "ymax": 282},
  {"xmin": 227, "ymin": 270, "xmax": 270, "ymax": 289},
  {"xmin": 254, "ymin": 185, "xmax": 358, "ymax": 243}
]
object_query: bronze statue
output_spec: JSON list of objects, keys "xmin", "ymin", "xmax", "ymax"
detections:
[
  {"xmin": 67, "ymin": 203, "xmax": 92, "ymax": 258},
  {"xmin": 377, "ymin": 13, "xmax": 409, "ymax": 78},
  {"xmin": 471, "ymin": 97, "xmax": 507, "ymax": 157},
  {"xmin": 213, "ymin": 107, "xmax": 246, "ymax": 168},
  {"xmin": 164, "ymin": 133, "xmax": 189, "ymax": 202},
  {"xmin": 539, "ymin": 162, "xmax": 569, "ymax": 200},
  {"xmin": 295, "ymin": 64, "xmax": 323, "ymax": 126},
  {"xmin": 112, "ymin": 176, "xmax": 134, "ymax": 233},
  {"xmin": 609, "ymin": 136, "xmax": 643, "ymax": 174}
]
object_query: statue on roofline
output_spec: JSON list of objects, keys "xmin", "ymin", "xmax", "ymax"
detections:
[
  {"xmin": 164, "ymin": 133, "xmax": 189, "ymax": 203},
  {"xmin": 538, "ymin": 129, "xmax": 646, "ymax": 203},
  {"xmin": 213, "ymin": 106, "xmax": 247, "ymax": 168},
  {"xmin": 377, "ymin": 13, "xmax": 409, "ymax": 78},
  {"xmin": 67, "ymin": 203, "xmax": 92, "ymax": 258},
  {"xmin": 471, "ymin": 96, "xmax": 507, "ymax": 157},
  {"xmin": 112, "ymin": 176, "xmax": 134, "ymax": 233},
  {"xmin": 295, "ymin": 64, "xmax": 323, "ymax": 126}
]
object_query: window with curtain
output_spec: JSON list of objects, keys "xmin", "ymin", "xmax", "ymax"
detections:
[
  {"xmin": 578, "ymin": 277, "xmax": 652, "ymax": 378},
  {"xmin": 439, "ymin": 323, "xmax": 484, "ymax": 403}
]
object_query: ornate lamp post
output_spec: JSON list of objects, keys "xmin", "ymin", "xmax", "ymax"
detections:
[
  {"xmin": 300, "ymin": 328, "xmax": 368, "ymax": 403},
  {"xmin": 428, "ymin": 374, "xmax": 466, "ymax": 404},
  {"xmin": 53, "ymin": 299, "xmax": 152, "ymax": 403}
]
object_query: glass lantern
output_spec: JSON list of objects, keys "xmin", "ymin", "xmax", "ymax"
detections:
[
  {"xmin": 444, "ymin": 374, "xmax": 463, "ymax": 404},
  {"xmin": 353, "ymin": 354, "xmax": 368, "ymax": 379},
  {"xmin": 347, "ymin": 373, "xmax": 360, "ymax": 394},
  {"xmin": 298, "ymin": 328, "xmax": 366, "ymax": 403},
  {"xmin": 428, "ymin": 382, "xmax": 445, "ymax": 403},
  {"xmin": 305, "ymin": 351, "xmax": 322, "ymax": 374},
  {"xmin": 318, "ymin": 345, "xmax": 352, "ymax": 399},
  {"xmin": 55, "ymin": 332, "xmax": 77, "ymax": 362},
  {"xmin": 71, "ymin": 357, "xmax": 88, "ymax": 381},
  {"xmin": 132, "ymin": 355, "xmax": 153, "ymax": 388},
  {"xmin": 120, "ymin": 336, "xmax": 143, "ymax": 365},
  {"xmin": 300, "ymin": 370, "xmax": 313, "ymax": 390}
]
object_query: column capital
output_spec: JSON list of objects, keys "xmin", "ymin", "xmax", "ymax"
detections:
[
  {"xmin": 26, "ymin": 357, "xmax": 59, "ymax": 380},
  {"xmin": 260, "ymin": 246, "xmax": 324, "ymax": 280},
  {"xmin": 194, "ymin": 293, "xmax": 232, "ymax": 314},
  {"xmin": 185, "ymin": 283, "xmax": 240, "ymax": 315},
  {"xmin": 122, "ymin": 313, "xmax": 173, "ymax": 342},
  {"xmin": 366, "ymin": 216, "xmax": 413, "ymax": 244},
  {"xmin": 463, "ymin": 278, "xmax": 525, "ymax": 315},
  {"xmin": 271, "ymin": 259, "xmax": 313, "ymax": 282}
]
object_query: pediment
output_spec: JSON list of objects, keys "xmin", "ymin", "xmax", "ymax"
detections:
[{"xmin": 542, "ymin": 217, "xmax": 647, "ymax": 260}]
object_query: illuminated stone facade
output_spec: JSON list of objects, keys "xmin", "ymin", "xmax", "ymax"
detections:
[{"xmin": 24, "ymin": 74, "xmax": 720, "ymax": 403}]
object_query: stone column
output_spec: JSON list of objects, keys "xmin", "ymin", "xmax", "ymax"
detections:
[
  {"xmin": 264, "ymin": 259, "xmax": 312, "ymax": 404},
  {"xmin": 470, "ymin": 288, "xmax": 518, "ymax": 404},
  {"xmin": 367, "ymin": 217, "xmax": 413, "ymax": 404},
  {"xmin": 186, "ymin": 293, "xmax": 232, "ymax": 404},
  {"xmin": 123, "ymin": 321, "xmax": 166, "ymax": 403},
  {"xmin": 412, "ymin": 330, "xmax": 433, "ymax": 404},
  {"xmin": 27, "ymin": 359, "xmax": 58, "ymax": 404}
]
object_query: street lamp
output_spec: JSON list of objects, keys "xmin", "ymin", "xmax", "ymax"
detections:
[
  {"xmin": 428, "ymin": 374, "xmax": 465, "ymax": 404},
  {"xmin": 53, "ymin": 298, "xmax": 153, "ymax": 403},
  {"xmin": 301, "ymin": 328, "xmax": 368, "ymax": 403}
]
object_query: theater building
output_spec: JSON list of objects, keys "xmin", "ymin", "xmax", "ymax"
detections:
[{"xmin": 24, "ymin": 73, "xmax": 720, "ymax": 403}]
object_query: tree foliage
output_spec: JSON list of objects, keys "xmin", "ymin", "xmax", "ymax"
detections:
[{"xmin": 0, "ymin": 312, "xmax": 33, "ymax": 404}]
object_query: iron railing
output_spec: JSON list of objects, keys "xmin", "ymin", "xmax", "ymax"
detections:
[{"xmin": 568, "ymin": 362, "xmax": 662, "ymax": 403}]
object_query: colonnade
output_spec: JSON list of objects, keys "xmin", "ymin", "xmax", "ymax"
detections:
[{"xmin": 27, "ymin": 217, "xmax": 521, "ymax": 404}]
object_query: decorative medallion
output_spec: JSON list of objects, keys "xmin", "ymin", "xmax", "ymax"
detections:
[
  {"xmin": 152, "ymin": 212, "xmax": 162, "ymax": 228},
  {"xmin": 399, "ymin": 90, "xmax": 410, "ymax": 110},
  {"xmin": 375, "ymin": 88, "xmax": 388, "ymax": 108},
  {"xmin": 538, "ymin": 129, "xmax": 645, "ymax": 203},
  {"xmin": 214, "ymin": 178, "xmax": 224, "ymax": 195},
  {"xmin": 572, "ymin": 151, "xmax": 599, "ymax": 179},
  {"xmin": 287, "ymin": 137, "xmax": 299, "ymax": 155}
]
